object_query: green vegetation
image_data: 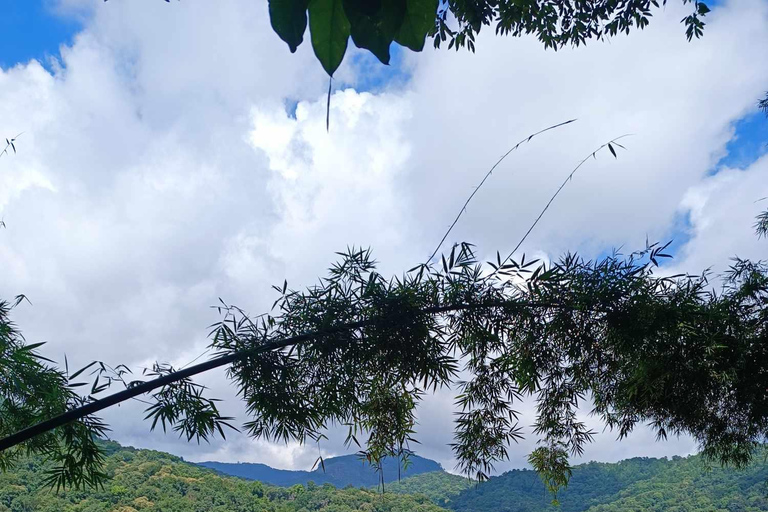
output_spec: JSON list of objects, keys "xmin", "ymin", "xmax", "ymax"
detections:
[
  {"xmin": 386, "ymin": 470, "xmax": 473, "ymax": 507},
  {"xmin": 391, "ymin": 453, "xmax": 768, "ymax": 512},
  {"xmin": 138, "ymin": 0, "xmax": 713, "ymax": 77},
  {"xmin": 0, "ymin": 296, "xmax": 107, "ymax": 490},
  {"xmin": 0, "ymin": 441, "xmax": 446, "ymax": 512}
]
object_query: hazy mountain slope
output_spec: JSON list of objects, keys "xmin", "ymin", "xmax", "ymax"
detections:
[{"xmin": 198, "ymin": 453, "xmax": 443, "ymax": 487}]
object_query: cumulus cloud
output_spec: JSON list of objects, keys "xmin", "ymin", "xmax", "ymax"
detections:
[
  {"xmin": 673, "ymin": 156, "xmax": 768, "ymax": 273},
  {"xmin": 0, "ymin": 0, "xmax": 766, "ymax": 473}
]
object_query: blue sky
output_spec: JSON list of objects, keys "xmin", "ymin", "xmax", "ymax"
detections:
[
  {"xmin": 717, "ymin": 110, "xmax": 768, "ymax": 169},
  {"xmin": 6, "ymin": 1, "xmax": 414, "ymax": 121},
  {"xmin": 0, "ymin": 1, "xmax": 82, "ymax": 69}
]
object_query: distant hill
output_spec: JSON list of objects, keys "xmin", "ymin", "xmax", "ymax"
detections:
[
  {"xmin": 0, "ymin": 440, "xmax": 447, "ymax": 512},
  {"xmin": 198, "ymin": 452, "xmax": 444, "ymax": 488},
  {"xmin": 389, "ymin": 452, "xmax": 768, "ymax": 512}
]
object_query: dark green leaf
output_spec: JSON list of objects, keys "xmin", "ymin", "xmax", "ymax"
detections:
[
  {"xmin": 344, "ymin": 0, "xmax": 406, "ymax": 64},
  {"xmin": 269, "ymin": 0, "xmax": 311, "ymax": 52},
  {"xmin": 69, "ymin": 361, "xmax": 98, "ymax": 381},
  {"xmin": 394, "ymin": 0, "xmax": 437, "ymax": 51},
  {"xmin": 309, "ymin": 0, "xmax": 351, "ymax": 75},
  {"xmin": 18, "ymin": 341, "xmax": 46, "ymax": 352}
]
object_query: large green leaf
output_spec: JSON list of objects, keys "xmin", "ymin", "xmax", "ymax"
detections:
[
  {"xmin": 309, "ymin": 0, "xmax": 351, "ymax": 75},
  {"xmin": 343, "ymin": 0, "xmax": 406, "ymax": 65},
  {"xmin": 269, "ymin": 0, "xmax": 311, "ymax": 53},
  {"xmin": 394, "ymin": 0, "xmax": 437, "ymax": 51}
]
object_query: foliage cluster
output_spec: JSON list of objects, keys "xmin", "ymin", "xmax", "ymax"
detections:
[
  {"xmin": 137, "ymin": 0, "xmax": 711, "ymax": 76},
  {"xmin": 757, "ymin": 209, "xmax": 768, "ymax": 239},
  {"xmin": 0, "ymin": 297, "xmax": 108, "ymax": 491},
  {"xmin": 270, "ymin": 0, "xmax": 712, "ymax": 75},
  {"xmin": 203, "ymin": 237, "xmax": 768, "ymax": 496},
  {"xmin": 3, "ymin": 232, "xmax": 768, "ymax": 496}
]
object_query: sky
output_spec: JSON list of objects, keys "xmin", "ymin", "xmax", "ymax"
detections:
[{"xmin": 0, "ymin": 0, "xmax": 767, "ymax": 475}]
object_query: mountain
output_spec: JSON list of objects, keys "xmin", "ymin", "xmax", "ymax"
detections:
[
  {"xmin": 0, "ymin": 440, "xmax": 446, "ymax": 512},
  {"xmin": 390, "ymin": 452, "xmax": 768, "ymax": 512},
  {"xmin": 198, "ymin": 452, "xmax": 443, "ymax": 487}
]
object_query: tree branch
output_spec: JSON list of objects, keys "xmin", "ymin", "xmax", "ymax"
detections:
[{"xmin": 0, "ymin": 300, "xmax": 560, "ymax": 452}]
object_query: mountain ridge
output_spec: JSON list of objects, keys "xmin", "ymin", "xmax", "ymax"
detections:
[{"xmin": 198, "ymin": 452, "xmax": 444, "ymax": 488}]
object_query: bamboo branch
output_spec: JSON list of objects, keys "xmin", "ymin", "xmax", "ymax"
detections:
[{"xmin": 0, "ymin": 300, "xmax": 561, "ymax": 452}]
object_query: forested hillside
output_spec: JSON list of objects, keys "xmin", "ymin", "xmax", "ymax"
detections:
[
  {"xmin": 391, "ymin": 453, "xmax": 768, "ymax": 512},
  {"xmin": 0, "ymin": 441, "xmax": 444, "ymax": 512},
  {"xmin": 4, "ymin": 440, "xmax": 768, "ymax": 512},
  {"xmin": 199, "ymin": 453, "xmax": 442, "ymax": 487},
  {"xmin": 386, "ymin": 471, "xmax": 473, "ymax": 507}
]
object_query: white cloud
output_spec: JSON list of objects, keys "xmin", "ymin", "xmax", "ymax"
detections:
[
  {"xmin": 396, "ymin": 0, "xmax": 768, "ymax": 260},
  {"xmin": 0, "ymin": 0, "xmax": 766, "ymax": 473},
  {"xmin": 673, "ymin": 155, "xmax": 768, "ymax": 274}
]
